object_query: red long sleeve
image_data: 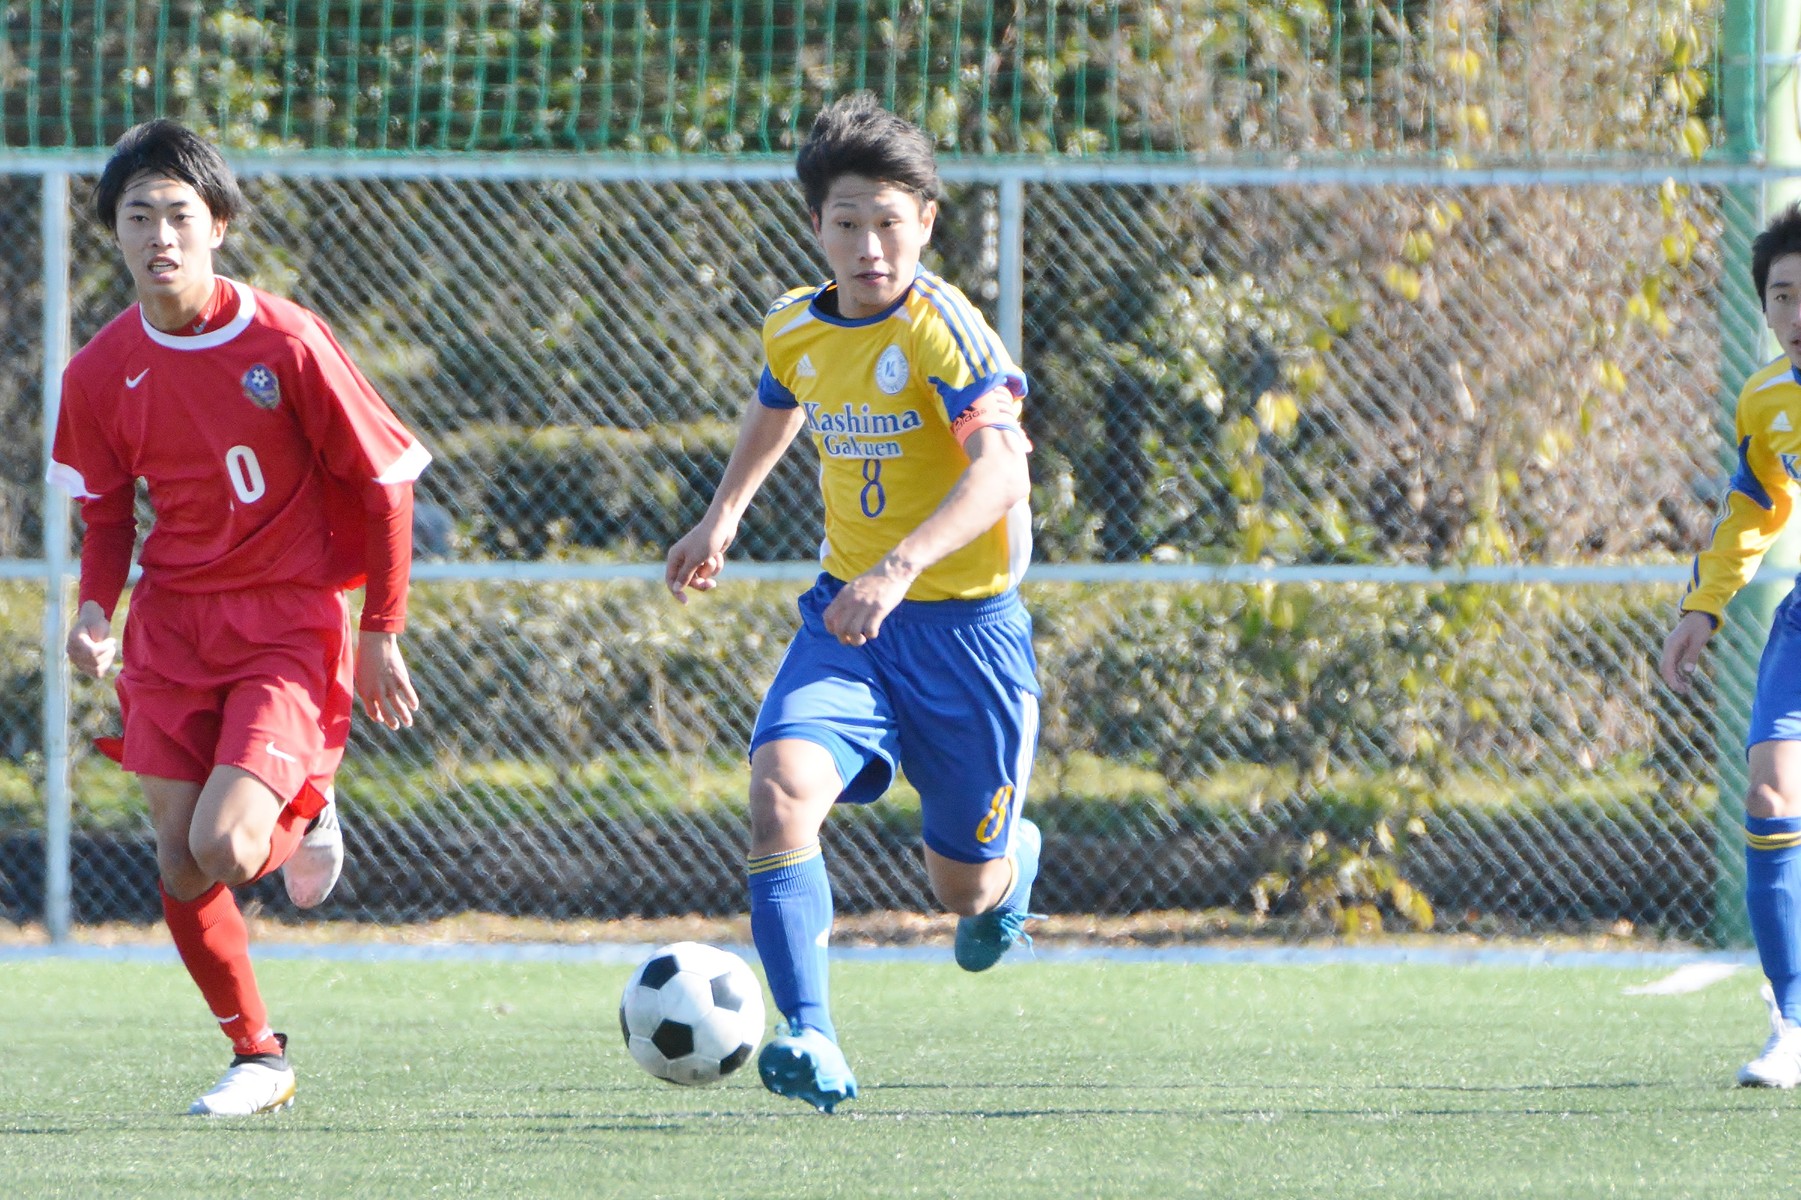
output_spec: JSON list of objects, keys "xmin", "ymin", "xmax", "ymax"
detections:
[
  {"xmin": 358, "ymin": 481, "xmax": 413, "ymax": 633},
  {"xmin": 76, "ymin": 485, "xmax": 137, "ymax": 619}
]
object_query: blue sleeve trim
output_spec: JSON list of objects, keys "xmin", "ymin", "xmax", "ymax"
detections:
[
  {"xmin": 1678, "ymin": 554, "xmax": 1703, "ymax": 604},
  {"xmin": 757, "ymin": 365, "xmax": 798, "ymax": 409},
  {"xmin": 930, "ymin": 371, "xmax": 1028, "ymax": 423},
  {"xmin": 1730, "ymin": 434, "xmax": 1775, "ymax": 510}
]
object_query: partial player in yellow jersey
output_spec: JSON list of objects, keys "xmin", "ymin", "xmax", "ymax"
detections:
[
  {"xmin": 665, "ymin": 93, "xmax": 1041, "ymax": 1114},
  {"xmin": 1661, "ymin": 201, "xmax": 1801, "ymax": 1089}
]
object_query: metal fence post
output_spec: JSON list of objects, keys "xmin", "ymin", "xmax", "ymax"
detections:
[
  {"xmin": 997, "ymin": 175, "xmax": 1025, "ymax": 362},
  {"xmin": 39, "ymin": 170, "xmax": 72, "ymax": 943},
  {"xmin": 1709, "ymin": 0, "xmax": 1786, "ymax": 948}
]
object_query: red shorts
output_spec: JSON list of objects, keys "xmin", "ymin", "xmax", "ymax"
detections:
[{"xmin": 116, "ymin": 580, "xmax": 354, "ymax": 801}]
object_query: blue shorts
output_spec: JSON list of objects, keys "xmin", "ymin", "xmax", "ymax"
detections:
[
  {"xmin": 1749, "ymin": 588, "xmax": 1801, "ymax": 748},
  {"xmin": 750, "ymin": 574, "xmax": 1041, "ymax": 864}
]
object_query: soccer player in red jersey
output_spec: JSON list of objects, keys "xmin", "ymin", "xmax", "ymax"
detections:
[{"xmin": 47, "ymin": 120, "xmax": 430, "ymax": 1115}]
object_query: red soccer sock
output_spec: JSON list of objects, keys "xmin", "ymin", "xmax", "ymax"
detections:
[
  {"xmin": 160, "ymin": 882, "xmax": 283, "ymax": 1058},
  {"xmin": 246, "ymin": 780, "xmax": 329, "ymax": 884}
]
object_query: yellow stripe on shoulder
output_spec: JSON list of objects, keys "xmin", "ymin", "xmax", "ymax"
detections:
[{"xmin": 1747, "ymin": 829, "xmax": 1801, "ymax": 851}]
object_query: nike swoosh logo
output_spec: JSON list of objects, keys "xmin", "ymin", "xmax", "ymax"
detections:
[{"xmin": 126, "ymin": 369, "xmax": 149, "ymax": 388}]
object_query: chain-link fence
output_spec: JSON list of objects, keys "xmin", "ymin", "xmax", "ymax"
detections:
[
  {"xmin": 0, "ymin": 156, "xmax": 1775, "ymax": 941},
  {"xmin": 23, "ymin": 168, "xmax": 1742, "ymax": 565}
]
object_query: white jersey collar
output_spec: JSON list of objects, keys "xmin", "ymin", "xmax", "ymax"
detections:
[{"xmin": 138, "ymin": 278, "xmax": 257, "ymax": 350}]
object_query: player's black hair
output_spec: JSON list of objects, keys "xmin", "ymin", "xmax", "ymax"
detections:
[
  {"xmin": 93, "ymin": 119, "xmax": 243, "ymax": 229},
  {"xmin": 1754, "ymin": 202, "xmax": 1801, "ymax": 302},
  {"xmin": 796, "ymin": 92, "xmax": 943, "ymax": 216}
]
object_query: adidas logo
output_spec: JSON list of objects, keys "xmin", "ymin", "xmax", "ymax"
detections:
[
  {"xmin": 796, "ymin": 354, "xmax": 817, "ymax": 378},
  {"xmin": 1776, "ymin": 411, "xmax": 1794, "ymax": 432}
]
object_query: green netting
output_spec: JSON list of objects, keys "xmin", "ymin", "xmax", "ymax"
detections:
[{"xmin": 1, "ymin": 0, "xmax": 1724, "ymax": 160}]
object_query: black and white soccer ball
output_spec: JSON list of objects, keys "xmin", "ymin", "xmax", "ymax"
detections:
[{"xmin": 619, "ymin": 942, "xmax": 766, "ymax": 1086}]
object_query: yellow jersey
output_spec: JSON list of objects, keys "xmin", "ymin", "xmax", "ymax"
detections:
[
  {"xmin": 756, "ymin": 268, "xmax": 1031, "ymax": 601},
  {"xmin": 1682, "ymin": 356, "xmax": 1801, "ymax": 623}
]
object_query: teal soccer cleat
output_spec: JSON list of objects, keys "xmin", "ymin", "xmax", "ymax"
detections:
[
  {"xmin": 757, "ymin": 1019, "xmax": 859, "ymax": 1113},
  {"xmin": 954, "ymin": 817, "xmax": 1043, "ymax": 972}
]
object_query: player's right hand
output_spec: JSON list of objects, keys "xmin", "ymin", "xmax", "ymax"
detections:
[
  {"xmin": 355, "ymin": 631, "xmax": 420, "ymax": 730},
  {"xmin": 66, "ymin": 601, "xmax": 117, "ymax": 678},
  {"xmin": 1659, "ymin": 608, "xmax": 1716, "ymax": 695},
  {"xmin": 665, "ymin": 520, "xmax": 734, "ymax": 604}
]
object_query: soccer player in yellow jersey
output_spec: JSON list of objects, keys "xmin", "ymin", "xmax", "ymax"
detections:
[
  {"xmin": 666, "ymin": 93, "xmax": 1041, "ymax": 1113},
  {"xmin": 1662, "ymin": 202, "xmax": 1801, "ymax": 1088}
]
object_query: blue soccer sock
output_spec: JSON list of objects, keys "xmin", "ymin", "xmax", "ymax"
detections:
[
  {"xmin": 997, "ymin": 817, "xmax": 1042, "ymax": 914},
  {"xmin": 1746, "ymin": 815, "xmax": 1801, "ymax": 1022},
  {"xmin": 748, "ymin": 842, "xmax": 836, "ymax": 1042}
]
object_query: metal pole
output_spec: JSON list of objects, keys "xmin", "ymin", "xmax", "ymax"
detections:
[
  {"xmin": 996, "ymin": 176, "xmax": 1025, "ymax": 362},
  {"xmin": 39, "ymin": 171, "xmax": 73, "ymax": 943},
  {"xmin": 1712, "ymin": 0, "xmax": 1783, "ymax": 947}
]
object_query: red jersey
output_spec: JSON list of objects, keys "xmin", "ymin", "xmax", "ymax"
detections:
[{"xmin": 49, "ymin": 278, "xmax": 429, "ymax": 630}]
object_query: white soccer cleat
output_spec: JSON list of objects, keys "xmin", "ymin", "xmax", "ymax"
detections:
[
  {"xmin": 282, "ymin": 798, "xmax": 344, "ymax": 909},
  {"xmin": 189, "ymin": 1035, "xmax": 296, "ymax": 1116},
  {"xmin": 1739, "ymin": 983, "xmax": 1801, "ymax": 1089}
]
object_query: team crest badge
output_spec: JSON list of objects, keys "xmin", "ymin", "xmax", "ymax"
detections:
[
  {"xmin": 242, "ymin": 364, "xmax": 281, "ymax": 409},
  {"xmin": 875, "ymin": 345, "xmax": 910, "ymax": 395}
]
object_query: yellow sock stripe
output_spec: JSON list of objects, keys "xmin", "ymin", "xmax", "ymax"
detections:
[
  {"xmin": 1747, "ymin": 829, "xmax": 1801, "ymax": 852},
  {"xmin": 747, "ymin": 842, "xmax": 822, "ymax": 875}
]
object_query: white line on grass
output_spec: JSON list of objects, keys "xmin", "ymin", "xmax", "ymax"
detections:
[{"xmin": 1620, "ymin": 961, "xmax": 1746, "ymax": 995}]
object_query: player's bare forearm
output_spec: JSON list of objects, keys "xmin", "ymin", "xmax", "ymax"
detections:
[
  {"xmin": 705, "ymin": 401, "xmax": 808, "ymax": 527},
  {"xmin": 354, "ymin": 631, "xmax": 420, "ymax": 730},
  {"xmin": 877, "ymin": 427, "xmax": 1031, "ymax": 583},
  {"xmin": 666, "ymin": 401, "xmax": 806, "ymax": 601},
  {"xmin": 824, "ymin": 428, "xmax": 1030, "ymax": 645}
]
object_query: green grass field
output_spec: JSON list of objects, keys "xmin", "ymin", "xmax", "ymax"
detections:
[{"xmin": 1, "ymin": 954, "xmax": 1792, "ymax": 1198}]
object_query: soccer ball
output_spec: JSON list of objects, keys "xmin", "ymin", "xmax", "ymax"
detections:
[{"xmin": 619, "ymin": 942, "xmax": 767, "ymax": 1086}]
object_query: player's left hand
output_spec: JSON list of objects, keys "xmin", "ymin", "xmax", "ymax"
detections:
[
  {"xmin": 66, "ymin": 600, "xmax": 118, "ymax": 678},
  {"xmin": 355, "ymin": 631, "xmax": 421, "ymax": 730},
  {"xmin": 1659, "ymin": 609, "xmax": 1716, "ymax": 695},
  {"xmin": 823, "ymin": 565, "xmax": 913, "ymax": 646}
]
